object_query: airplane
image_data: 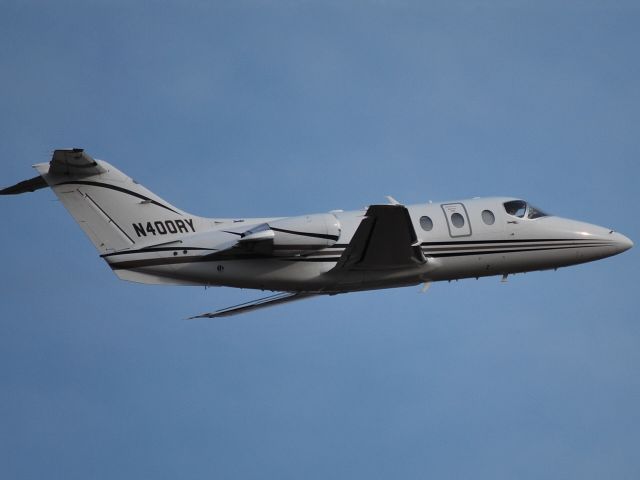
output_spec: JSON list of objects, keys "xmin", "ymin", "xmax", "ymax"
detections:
[{"xmin": 2, "ymin": 148, "xmax": 633, "ymax": 318}]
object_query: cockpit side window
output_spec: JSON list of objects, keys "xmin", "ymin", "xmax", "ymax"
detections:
[
  {"xmin": 503, "ymin": 200, "xmax": 550, "ymax": 219},
  {"xmin": 503, "ymin": 200, "xmax": 527, "ymax": 218}
]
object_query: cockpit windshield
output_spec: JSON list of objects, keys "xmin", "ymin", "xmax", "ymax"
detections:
[
  {"xmin": 503, "ymin": 200, "xmax": 549, "ymax": 219},
  {"xmin": 527, "ymin": 204, "xmax": 548, "ymax": 219}
]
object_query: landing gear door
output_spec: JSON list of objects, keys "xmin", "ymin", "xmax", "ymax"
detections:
[{"xmin": 441, "ymin": 203, "xmax": 472, "ymax": 238}]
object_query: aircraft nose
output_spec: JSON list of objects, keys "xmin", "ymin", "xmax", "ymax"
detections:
[{"xmin": 611, "ymin": 232, "xmax": 633, "ymax": 254}]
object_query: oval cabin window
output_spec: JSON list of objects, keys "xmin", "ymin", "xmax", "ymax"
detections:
[
  {"xmin": 481, "ymin": 210, "xmax": 495, "ymax": 225},
  {"xmin": 451, "ymin": 212, "xmax": 465, "ymax": 228},
  {"xmin": 420, "ymin": 216, "xmax": 433, "ymax": 231}
]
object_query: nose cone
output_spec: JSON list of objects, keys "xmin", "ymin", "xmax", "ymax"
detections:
[
  {"xmin": 612, "ymin": 232, "xmax": 633, "ymax": 254},
  {"xmin": 538, "ymin": 217, "xmax": 632, "ymax": 263}
]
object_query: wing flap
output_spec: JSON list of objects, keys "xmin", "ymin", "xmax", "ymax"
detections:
[{"xmin": 335, "ymin": 204, "xmax": 425, "ymax": 270}]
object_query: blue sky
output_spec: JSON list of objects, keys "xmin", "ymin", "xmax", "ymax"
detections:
[{"xmin": 1, "ymin": 1, "xmax": 639, "ymax": 479}]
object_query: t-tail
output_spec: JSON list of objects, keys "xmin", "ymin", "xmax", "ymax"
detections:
[{"xmin": 1, "ymin": 149, "xmax": 210, "ymax": 282}]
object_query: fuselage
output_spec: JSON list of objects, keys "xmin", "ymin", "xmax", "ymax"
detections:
[
  {"xmin": 4, "ymin": 151, "xmax": 632, "ymax": 318},
  {"xmin": 104, "ymin": 196, "xmax": 633, "ymax": 293}
]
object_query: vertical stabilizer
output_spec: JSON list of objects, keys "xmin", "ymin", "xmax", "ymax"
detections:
[{"xmin": 3, "ymin": 148, "xmax": 207, "ymax": 254}]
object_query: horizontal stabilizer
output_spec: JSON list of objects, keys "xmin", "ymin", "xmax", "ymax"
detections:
[
  {"xmin": 0, "ymin": 175, "xmax": 48, "ymax": 195},
  {"xmin": 188, "ymin": 292, "xmax": 317, "ymax": 319},
  {"xmin": 1, "ymin": 149, "xmax": 104, "ymax": 195}
]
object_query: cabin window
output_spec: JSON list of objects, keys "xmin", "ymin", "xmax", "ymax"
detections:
[
  {"xmin": 420, "ymin": 216, "xmax": 433, "ymax": 231},
  {"xmin": 451, "ymin": 212, "xmax": 465, "ymax": 228},
  {"xmin": 481, "ymin": 210, "xmax": 495, "ymax": 225}
]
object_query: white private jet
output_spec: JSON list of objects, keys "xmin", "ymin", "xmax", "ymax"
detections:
[{"xmin": 2, "ymin": 149, "xmax": 633, "ymax": 318}]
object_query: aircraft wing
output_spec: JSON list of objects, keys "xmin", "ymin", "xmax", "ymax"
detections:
[
  {"xmin": 188, "ymin": 292, "xmax": 317, "ymax": 319},
  {"xmin": 335, "ymin": 204, "xmax": 425, "ymax": 270}
]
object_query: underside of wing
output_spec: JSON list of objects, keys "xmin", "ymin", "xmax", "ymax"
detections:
[
  {"xmin": 188, "ymin": 292, "xmax": 318, "ymax": 319},
  {"xmin": 335, "ymin": 204, "xmax": 425, "ymax": 270}
]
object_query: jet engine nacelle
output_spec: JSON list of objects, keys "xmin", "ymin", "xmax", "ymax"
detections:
[
  {"xmin": 270, "ymin": 213, "xmax": 341, "ymax": 249},
  {"xmin": 240, "ymin": 213, "xmax": 341, "ymax": 253}
]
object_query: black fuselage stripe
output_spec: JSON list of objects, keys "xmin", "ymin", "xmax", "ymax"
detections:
[
  {"xmin": 101, "ymin": 246, "xmax": 217, "ymax": 258},
  {"xmin": 106, "ymin": 243, "xmax": 610, "ymax": 269},
  {"xmin": 103, "ymin": 239, "xmax": 609, "ymax": 260},
  {"xmin": 107, "ymin": 238, "xmax": 602, "ymax": 262},
  {"xmin": 110, "ymin": 256, "xmax": 207, "ymax": 269},
  {"xmin": 55, "ymin": 180, "xmax": 180, "ymax": 214},
  {"xmin": 421, "ymin": 238, "xmax": 601, "ymax": 246},
  {"xmin": 300, "ymin": 242, "xmax": 610, "ymax": 258},
  {"xmin": 423, "ymin": 242, "xmax": 613, "ymax": 253},
  {"xmin": 427, "ymin": 244, "xmax": 608, "ymax": 258}
]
